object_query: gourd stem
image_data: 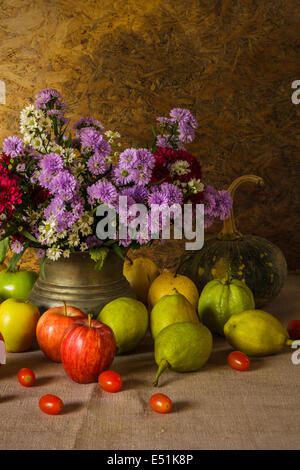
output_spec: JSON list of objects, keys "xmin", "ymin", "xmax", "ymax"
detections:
[
  {"xmin": 218, "ymin": 175, "xmax": 264, "ymax": 240},
  {"xmin": 153, "ymin": 359, "xmax": 169, "ymax": 387}
]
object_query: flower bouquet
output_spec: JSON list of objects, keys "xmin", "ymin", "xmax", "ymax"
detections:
[{"xmin": 0, "ymin": 88, "xmax": 232, "ymax": 276}]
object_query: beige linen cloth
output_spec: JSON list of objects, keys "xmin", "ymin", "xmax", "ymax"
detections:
[{"xmin": 0, "ymin": 274, "xmax": 299, "ymax": 450}]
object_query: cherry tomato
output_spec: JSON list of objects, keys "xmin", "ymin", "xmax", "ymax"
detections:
[
  {"xmin": 98, "ymin": 370, "xmax": 122, "ymax": 393},
  {"xmin": 287, "ymin": 320, "xmax": 300, "ymax": 340},
  {"xmin": 228, "ymin": 351, "xmax": 250, "ymax": 371},
  {"xmin": 17, "ymin": 368, "xmax": 35, "ymax": 387},
  {"xmin": 39, "ymin": 394, "xmax": 64, "ymax": 415},
  {"xmin": 150, "ymin": 393, "xmax": 173, "ymax": 414}
]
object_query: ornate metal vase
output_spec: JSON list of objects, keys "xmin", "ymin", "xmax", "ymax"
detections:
[{"xmin": 29, "ymin": 251, "xmax": 135, "ymax": 315}]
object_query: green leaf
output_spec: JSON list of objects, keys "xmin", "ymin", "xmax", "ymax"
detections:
[
  {"xmin": 40, "ymin": 256, "xmax": 46, "ymax": 280},
  {"xmin": 112, "ymin": 243, "xmax": 126, "ymax": 261},
  {"xmin": 7, "ymin": 242, "xmax": 29, "ymax": 272},
  {"xmin": 21, "ymin": 230, "xmax": 39, "ymax": 244},
  {"xmin": 89, "ymin": 246, "xmax": 110, "ymax": 271},
  {"xmin": 0, "ymin": 237, "xmax": 9, "ymax": 264},
  {"xmin": 150, "ymin": 124, "xmax": 157, "ymax": 138}
]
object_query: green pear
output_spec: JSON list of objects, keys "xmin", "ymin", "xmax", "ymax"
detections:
[
  {"xmin": 224, "ymin": 309, "xmax": 292, "ymax": 356},
  {"xmin": 153, "ymin": 322, "xmax": 213, "ymax": 386},
  {"xmin": 97, "ymin": 297, "xmax": 148, "ymax": 354},
  {"xmin": 150, "ymin": 289, "xmax": 199, "ymax": 339}
]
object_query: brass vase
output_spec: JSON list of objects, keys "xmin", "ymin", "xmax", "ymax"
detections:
[{"xmin": 29, "ymin": 251, "xmax": 135, "ymax": 315}]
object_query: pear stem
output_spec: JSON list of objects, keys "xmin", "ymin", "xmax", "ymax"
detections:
[{"xmin": 153, "ymin": 359, "xmax": 169, "ymax": 387}]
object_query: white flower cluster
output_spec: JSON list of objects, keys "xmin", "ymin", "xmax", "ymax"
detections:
[
  {"xmin": 19, "ymin": 105, "xmax": 76, "ymax": 163},
  {"xmin": 36, "ymin": 211, "xmax": 95, "ymax": 261}
]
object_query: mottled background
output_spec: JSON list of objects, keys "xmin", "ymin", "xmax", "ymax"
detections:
[{"xmin": 0, "ymin": 0, "xmax": 299, "ymax": 270}]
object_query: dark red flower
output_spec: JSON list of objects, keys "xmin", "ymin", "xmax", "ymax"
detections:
[
  {"xmin": 151, "ymin": 147, "xmax": 202, "ymax": 184},
  {"xmin": 31, "ymin": 185, "xmax": 50, "ymax": 207},
  {"xmin": 0, "ymin": 174, "xmax": 22, "ymax": 216}
]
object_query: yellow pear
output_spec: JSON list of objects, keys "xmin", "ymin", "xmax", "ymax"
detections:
[
  {"xmin": 123, "ymin": 256, "xmax": 159, "ymax": 304},
  {"xmin": 148, "ymin": 270, "xmax": 199, "ymax": 310}
]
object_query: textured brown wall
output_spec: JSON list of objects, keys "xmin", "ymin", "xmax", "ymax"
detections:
[{"xmin": 0, "ymin": 0, "xmax": 300, "ymax": 270}]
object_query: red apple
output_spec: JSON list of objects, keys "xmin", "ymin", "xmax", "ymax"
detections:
[
  {"xmin": 0, "ymin": 332, "xmax": 5, "ymax": 366},
  {"xmin": 60, "ymin": 315, "xmax": 116, "ymax": 384},
  {"xmin": 36, "ymin": 303, "xmax": 86, "ymax": 362}
]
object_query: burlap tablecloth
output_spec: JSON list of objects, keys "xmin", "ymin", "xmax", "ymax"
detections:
[{"xmin": 0, "ymin": 274, "xmax": 299, "ymax": 450}]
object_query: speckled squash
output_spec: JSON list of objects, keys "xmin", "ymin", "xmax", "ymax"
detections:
[{"xmin": 178, "ymin": 175, "xmax": 288, "ymax": 308}]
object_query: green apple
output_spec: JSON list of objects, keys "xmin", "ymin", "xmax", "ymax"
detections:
[
  {"xmin": 0, "ymin": 270, "xmax": 38, "ymax": 301},
  {"xmin": 0, "ymin": 298, "xmax": 40, "ymax": 352}
]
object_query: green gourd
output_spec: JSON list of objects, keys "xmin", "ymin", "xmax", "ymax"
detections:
[
  {"xmin": 197, "ymin": 274, "xmax": 255, "ymax": 335},
  {"xmin": 178, "ymin": 175, "xmax": 287, "ymax": 308}
]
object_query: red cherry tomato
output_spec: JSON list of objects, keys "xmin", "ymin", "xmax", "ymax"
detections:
[
  {"xmin": 98, "ymin": 370, "xmax": 122, "ymax": 393},
  {"xmin": 287, "ymin": 320, "xmax": 300, "ymax": 340},
  {"xmin": 17, "ymin": 368, "xmax": 35, "ymax": 387},
  {"xmin": 39, "ymin": 394, "xmax": 64, "ymax": 415},
  {"xmin": 150, "ymin": 393, "xmax": 173, "ymax": 414},
  {"xmin": 228, "ymin": 351, "xmax": 250, "ymax": 371}
]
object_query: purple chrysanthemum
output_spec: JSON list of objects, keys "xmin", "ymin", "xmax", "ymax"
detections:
[
  {"xmin": 118, "ymin": 148, "xmax": 138, "ymax": 168},
  {"xmin": 36, "ymin": 248, "xmax": 45, "ymax": 259},
  {"xmin": 86, "ymin": 235, "xmax": 103, "ymax": 249},
  {"xmin": 157, "ymin": 116, "xmax": 174, "ymax": 125},
  {"xmin": 3, "ymin": 136, "xmax": 24, "ymax": 158},
  {"xmin": 72, "ymin": 116, "xmax": 104, "ymax": 134},
  {"xmin": 49, "ymin": 170, "xmax": 78, "ymax": 201},
  {"xmin": 87, "ymin": 180, "xmax": 118, "ymax": 204},
  {"xmin": 215, "ymin": 190, "xmax": 232, "ymax": 220},
  {"xmin": 169, "ymin": 108, "xmax": 198, "ymax": 129},
  {"xmin": 121, "ymin": 185, "xmax": 149, "ymax": 204},
  {"xmin": 203, "ymin": 186, "xmax": 232, "ymax": 225},
  {"xmin": 11, "ymin": 239, "xmax": 24, "ymax": 254},
  {"xmin": 178, "ymin": 121, "xmax": 195, "ymax": 143},
  {"xmin": 44, "ymin": 195, "xmax": 65, "ymax": 219},
  {"xmin": 87, "ymin": 154, "xmax": 109, "ymax": 176},
  {"xmin": 80, "ymin": 128, "xmax": 111, "ymax": 157},
  {"xmin": 39, "ymin": 153, "xmax": 64, "ymax": 176},
  {"xmin": 111, "ymin": 166, "xmax": 136, "ymax": 186},
  {"xmin": 148, "ymin": 183, "xmax": 183, "ymax": 206},
  {"xmin": 35, "ymin": 88, "xmax": 65, "ymax": 110},
  {"xmin": 135, "ymin": 148, "xmax": 156, "ymax": 169}
]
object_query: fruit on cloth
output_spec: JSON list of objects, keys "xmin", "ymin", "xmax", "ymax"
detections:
[
  {"xmin": 39, "ymin": 394, "xmax": 64, "ymax": 415},
  {"xmin": 227, "ymin": 351, "xmax": 250, "ymax": 371},
  {"xmin": 150, "ymin": 289, "xmax": 199, "ymax": 339},
  {"xmin": 178, "ymin": 175, "xmax": 287, "ymax": 308},
  {"xmin": 17, "ymin": 368, "xmax": 36, "ymax": 387},
  {"xmin": 153, "ymin": 322, "xmax": 213, "ymax": 386},
  {"xmin": 36, "ymin": 302, "xmax": 86, "ymax": 362},
  {"xmin": 150, "ymin": 393, "xmax": 173, "ymax": 414},
  {"xmin": 197, "ymin": 275, "xmax": 255, "ymax": 336},
  {"xmin": 61, "ymin": 315, "xmax": 116, "ymax": 384},
  {"xmin": 97, "ymin": 297, "xmax": 148, "ymax": 354},
  {"xmin": 148, "ymin": 271, "xmax": 199, "ymax": 310},
  {"xmin": 123, "ymin": 256, "xmax": 159, "ymax": 304},
  {"xmin": 0, "ymin": 298, "xmax": 40, "ymax": 352},
  {"xmin": 224, "ymin": 309, "xmax": 291, "ymax": 356},
  {"xmin": 98, "ymin": 370, "xmax": 122, "ymax": 393},
  {"xmin": 0, "ymin": 270, "xmax": 38, "ymax": 301},
  {"xmin": 287, "ymin": 320, "xmax": 300, "ymax": 340}
]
